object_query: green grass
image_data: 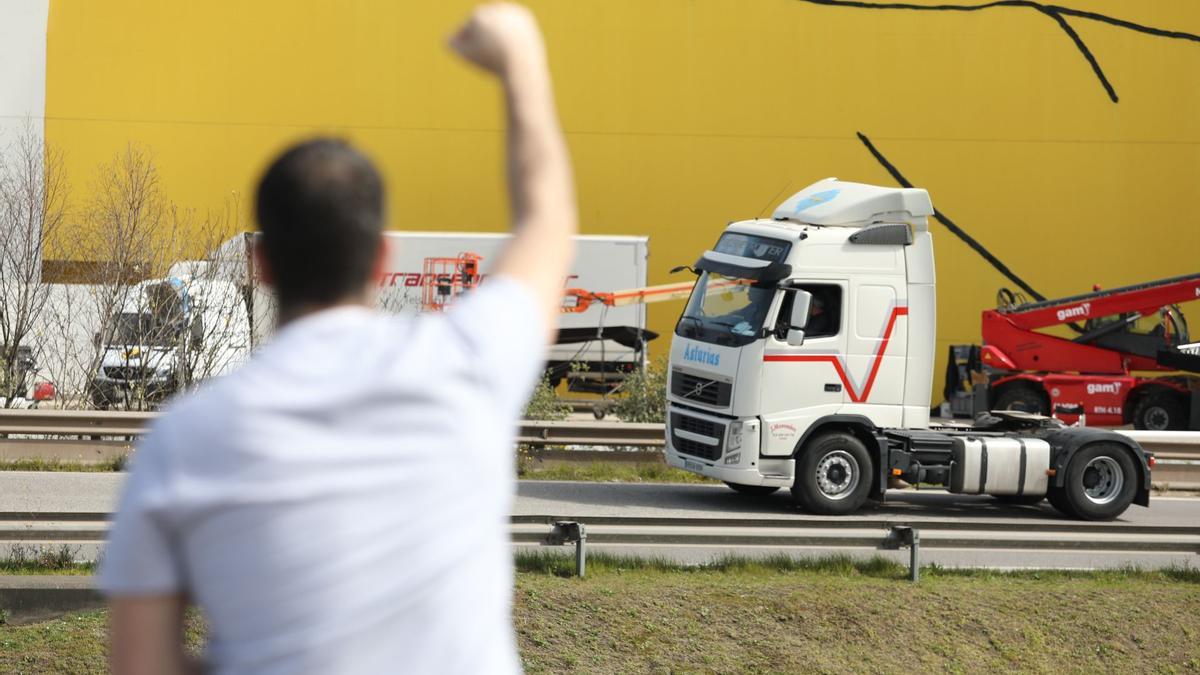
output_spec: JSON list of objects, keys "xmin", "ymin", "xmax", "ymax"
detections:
[
  {"xmin": 0, "ymin": 610, "xmax": 206, "ymax": 672},
  {"xmin": 512, "ymin": 555, "xmax": 1200, "ymax": 674},
  {"xmin": 0, "ymin": 545, "xmax": 94, "ymax": 576},
  {"xmin": 520, "ymin": 460, "xmax": 718, "ymax": 484},
  {"xmin": 0, "ymin": 458, "xmax": 126, "ymax": 472},
  {"xmin": 515, "ymin": 549, "xmax": 1200, "ymax": 584},
  {"xmin": 2, "ymin": 554, "xmax": 1198, "ymax": 673}
]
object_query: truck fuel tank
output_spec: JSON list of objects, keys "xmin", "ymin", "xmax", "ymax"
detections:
[{"xmin": 949, "ymin": 437, "xmax": 1051, "ymax": 496}]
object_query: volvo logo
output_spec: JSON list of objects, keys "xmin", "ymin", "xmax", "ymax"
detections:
[{"xmin": 689, "ymin": 380, "xmax": 713, "ymax": 399}]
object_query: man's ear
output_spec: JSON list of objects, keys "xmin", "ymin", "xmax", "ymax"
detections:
[{"xmin": 252, "ymin": 240, "xmax": 275, "ymax": 288}]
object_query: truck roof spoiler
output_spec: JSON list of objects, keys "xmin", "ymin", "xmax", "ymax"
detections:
[
  {"xmin": 694, "ymin": 250, "xmax": 791, "ymax": 283},
  {"xmin": 772, "ymin": 178, "xmax": 933, "ymax": 231}
]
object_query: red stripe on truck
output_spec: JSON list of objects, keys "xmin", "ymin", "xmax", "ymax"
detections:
[{"xmin": 763, "ymin": 306, "xmax": 908, "ymax": 403}]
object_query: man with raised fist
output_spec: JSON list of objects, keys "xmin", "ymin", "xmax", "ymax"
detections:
[{"xmin": 102, "ymin": 4, "xmax": 576, "ymax": 673}]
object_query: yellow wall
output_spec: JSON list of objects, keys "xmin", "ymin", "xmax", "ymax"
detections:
[{"xmin": 46, "ymin": 1, "xmax": 1200, "ymax": 398}]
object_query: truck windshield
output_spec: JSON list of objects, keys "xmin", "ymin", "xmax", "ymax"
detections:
[{"xmin": 675, "ymin": 272, "xmax": 775, "ymax": 347}]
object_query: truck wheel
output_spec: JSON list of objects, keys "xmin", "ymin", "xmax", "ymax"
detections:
[
  {"xmin": 724, "ymin": 482, "xmax": 779, "ymax": 497},
  {"xmin": 1051, "ymin": 443, "xmax": 1137, "ymax": 520},
  {"xmin": 992, "ymin": 383, "xmax": 1049, "ymax": 416},
  {"xmin": 792, "ymin": 432, "xmax": 872, "ymax": 515},
  {"xmin": 1132, "ymin": 391, "xmax": 1189, "ymax": 431}
]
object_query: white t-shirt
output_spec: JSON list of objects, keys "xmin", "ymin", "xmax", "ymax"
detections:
[{"xmin": 99, "ymin": 277, "xmax": 544, "ymax": 675}]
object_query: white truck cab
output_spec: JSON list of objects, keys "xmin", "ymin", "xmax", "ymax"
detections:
[{"xmin": 666, "ymin": 179, "xmax": 1153, "ymax": 520}]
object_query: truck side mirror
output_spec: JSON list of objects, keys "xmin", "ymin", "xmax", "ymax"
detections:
[
  {"xmin": 789, "ymin": 290, "xmax": 812, "ymax": 330},
  {"xmin": 786, "ymin": 328, "xmax": 806, "ymax": 347}
]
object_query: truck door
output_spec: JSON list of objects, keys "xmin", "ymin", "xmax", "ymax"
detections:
[
  {"xmin": 760, "ymin": 281, "xmax": 849, "ymax": 456},
  {"xmin": 843, "ymin": 281, "xmax": 907, "ymax": 428}
]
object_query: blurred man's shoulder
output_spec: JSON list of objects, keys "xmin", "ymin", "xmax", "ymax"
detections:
[{"xmin": 149, "ymin": 373, "xmax": 240, "ymax": 450}]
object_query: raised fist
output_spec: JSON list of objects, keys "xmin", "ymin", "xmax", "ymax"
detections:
[{"xmin": 448, "ymin": 3, "xmax": 546, "ymax": 76}]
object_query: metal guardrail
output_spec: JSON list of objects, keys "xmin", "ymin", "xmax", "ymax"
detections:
[
  {"xmin": 1114, "ymin": 429, "xmax": 1200, "ymax": 459},
  {"xmin": 0, "ymin": 411, "xmax": 1196, "ymax": 488},
  {"xmin": 2, "ymin": 512, "xmax": 1196, "ymax": 579},
  {"xmin": 0, "ymin": 410, "xmax": 667, "ymax": 447},
  {"xmin": 2, "ymin": 410, "xmax": 1199, "ymax": 453}
]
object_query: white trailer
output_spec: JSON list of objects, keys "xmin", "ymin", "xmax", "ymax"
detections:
[
  {"xmin": 665, "ymin": 179, "xmax": 1154, "ymax": 520},
  {"xmin": 213, "ymin": 232, "xmax": 652, "ymax": 389}
]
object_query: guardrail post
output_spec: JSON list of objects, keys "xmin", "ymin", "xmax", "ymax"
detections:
[
  {"xmin": 544, "ymin": 521, "xmax": 587, "ymax": 578},
  {"xmin": 886, "ymin": 526, "xmax": 920, "ymax": 582}
]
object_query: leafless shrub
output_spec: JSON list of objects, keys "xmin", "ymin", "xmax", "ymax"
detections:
[
  {"xmin": 0, "ymin": 122, "xmax": 68, "ymax": 407},
  {"xmin": 40, "ymin": 145, "xmax": 241, "ymax": 409}
]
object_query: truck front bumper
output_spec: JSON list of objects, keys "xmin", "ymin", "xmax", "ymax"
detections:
[
  {"xmin": 665, "ymin": 449, "xmax": 794, "ymax": 487},
  {"xmin": 665, "ymin": 406, "xmax": 795, "ymax": 487}
]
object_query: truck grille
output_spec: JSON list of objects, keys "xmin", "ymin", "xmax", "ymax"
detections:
[
  {"xmin": 670, "ymin": 412, "xmax": 724, "ymax": 462},
  {"xmin": 671, "ymin": 370, "xmax": 732, "ymax": 407}
]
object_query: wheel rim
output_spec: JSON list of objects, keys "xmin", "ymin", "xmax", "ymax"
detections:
[
  {"xmin": 815, "ymin": 450, "xmax": 860, "ymax": 500},
  {"xmin": 1081, "ymin": 456, "xmax": 1124, "ymax": 505},
  {"xmin": 1143, "ymin": 406, "xmax": 1170, "ymax": 431}
]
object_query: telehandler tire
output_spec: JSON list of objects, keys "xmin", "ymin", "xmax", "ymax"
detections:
[
  {"xmin": 992, "ymin": 382, "xmax": 1049, "ymax": 416},
  {"xmin": 1132, "ymin": 391, "xmax": 1189, "ymax": 431}
]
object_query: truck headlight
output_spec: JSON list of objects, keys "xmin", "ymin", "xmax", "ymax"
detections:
[{"xmin": 727, "ymin": 422, "xmax": 744, "ymax": 453}]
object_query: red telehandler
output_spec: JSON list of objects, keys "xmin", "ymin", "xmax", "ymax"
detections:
[{"xmin": 948, "ymin": 273, "xmax": 1200, "ymax": 430}]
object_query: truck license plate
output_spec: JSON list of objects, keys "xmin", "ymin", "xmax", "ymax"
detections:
[{"xmin": 684, "ymin": 459, "xmax": 704, "ymax": 473}]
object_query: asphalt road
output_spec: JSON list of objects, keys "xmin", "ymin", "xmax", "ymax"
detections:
[{"xmin": 3, "ymin": 473, "xmax": 1198, "ymax": 569}]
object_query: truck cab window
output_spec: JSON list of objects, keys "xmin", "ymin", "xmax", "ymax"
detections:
[{"xmin": 775, "ymin": 284, "xmax": 842, "ymax": 340}]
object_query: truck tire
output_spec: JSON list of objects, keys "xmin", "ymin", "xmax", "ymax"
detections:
[
  {"xmin": 1049, "ymin": 443, "xmax": 1138, "ymax": 520},
  {"xmin": 724, "ymin": 482, "xmax": 779, "ymax": 497},
  {"xmin": 792, "ymin": 432, "xmax": 873, "ymax": 515},
  {"xmin": 992, "ymin": 382, "xmax": 1049, "ymax": 416},
  {"xmin": 1131, "ymin": 391, "xmax": 1189, "ymax": 431}
]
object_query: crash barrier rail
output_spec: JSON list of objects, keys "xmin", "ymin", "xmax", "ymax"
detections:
[
  {"xmin": 0, "ymin": 409, "xmax": 1197, "ymax": 452},
  {"xmin": 0, "ymin": 411, "xmax": 1196, "ymax": 486},
  {"xmin": 4, "ymin": 512, "xmax": 1198, "ymax": 580},
  {"xmin": 0, "ymin": 410, "xmax": 667, "ymax": 448}
]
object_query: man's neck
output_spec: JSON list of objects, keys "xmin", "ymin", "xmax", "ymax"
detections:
[{"xmin": 276, "ymin": 296, "xmax": 373, "ymax": 328}]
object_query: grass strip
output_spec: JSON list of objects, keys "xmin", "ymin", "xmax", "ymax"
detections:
[
  {"xmin": 0, "ymin": 458, "xmax": 125, "ymax": 473},
  {"xmin": 0, "ymin": 545, "xmax": 94, "ymax": 576},
  {"xmin": 2, "ymin": 554, "xmax": 1198, "ymax": 673},
  {"xmin": 519, "ymin": 461, "xmax": 718, "ymax": 484}
]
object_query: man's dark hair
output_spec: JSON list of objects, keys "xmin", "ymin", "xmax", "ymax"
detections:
[{"xmin": 255, "ymin": 138, "xmax": 384, "ymax": 309}]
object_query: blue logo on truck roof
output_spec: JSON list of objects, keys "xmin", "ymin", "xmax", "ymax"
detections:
[{"xmin": 791, "ymin": 188, "xmax": 840, "ymax": 215}]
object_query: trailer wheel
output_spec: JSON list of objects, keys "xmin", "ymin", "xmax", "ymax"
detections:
[
  {"xmin": 1051, "ymin": 443, "xmax": 1137, "ymax": 520},
  {"xmin": 792, "ymin": 432, "xmax": 872, "ymax": 515},
  {"xmin": 724, "ymin": 482, "xmax": 779, "ymax": 497},
  {"xmin": 992, "ymin": 382, "xmax": 1049, "ymax": 416},
  {"xmin": 1132, "ymin": 391, "xmax": 1189, "ymax": 431}
]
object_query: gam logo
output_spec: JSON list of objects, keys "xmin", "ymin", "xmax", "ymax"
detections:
[
  {"xmin": 1056, "ymin": 303, "xmax": 1091, "ymax": 322},
  {"xmin": 1086, "ymin": 382, "xmax": 1122, "ymax": 395},
  {"xmin": 683, "ymin": 344, "xmax": 720, "ymax": 367}
]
